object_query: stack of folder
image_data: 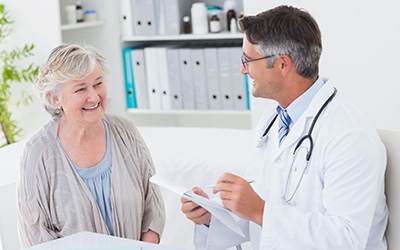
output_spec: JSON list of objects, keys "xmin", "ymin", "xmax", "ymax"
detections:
[
  {"xmin": 122, "ymin": 45, "xmax": 250, "ymax": 111},
  {"xmin": 120, "ymin": 0, "xmax": 191, "ymax": 36}
]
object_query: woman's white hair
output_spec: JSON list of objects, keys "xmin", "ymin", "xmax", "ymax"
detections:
[{"xmin": 35, "ymin": 43, "xmax": 110, "ymax": 120}]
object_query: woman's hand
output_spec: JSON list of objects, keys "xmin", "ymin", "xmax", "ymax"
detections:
[{"xmin": 140, "ymin": 229, "xmax": 160, "ymax": 244}]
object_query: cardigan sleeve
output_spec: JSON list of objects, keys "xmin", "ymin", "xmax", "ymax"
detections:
[
  {"xmin": 17, "ymin": 139, "xmax": 58, "ymax": 248},
  {"xmin": 129, "ymin": 124, "xmax": 166, "ymax": 236},
  {"xmin": 105, "ymin": 114, "xmax": 165, "ymax": 237}
]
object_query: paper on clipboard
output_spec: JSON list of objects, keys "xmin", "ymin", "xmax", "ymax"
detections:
[{"xmin": 149, "ymin": 174, "xmax": 245, "ymax": 237}]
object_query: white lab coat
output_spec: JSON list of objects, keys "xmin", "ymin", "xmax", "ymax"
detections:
[{"xmin": 194, "ymin": 81, "xmax": 388, "ymax": 250}]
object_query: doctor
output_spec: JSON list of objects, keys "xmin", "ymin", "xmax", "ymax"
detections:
[{"xmin": 181, "ymin": 5, "xmax": 388, "ymax": 250}]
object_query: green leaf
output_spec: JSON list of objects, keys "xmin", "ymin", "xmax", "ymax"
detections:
[{"xmin": 0, "ymin": 4, "xmax": 38, "ymax": 146}]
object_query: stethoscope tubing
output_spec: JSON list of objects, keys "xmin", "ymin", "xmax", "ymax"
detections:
[
  {"xmin": 259, "ymin": 88, "xmax": 337, "ymax": 152},
  {"xmin": 258, "ymin": 87, "xmax": 337, "ymax": 202}
]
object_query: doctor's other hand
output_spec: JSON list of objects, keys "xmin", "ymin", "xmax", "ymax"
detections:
[
  {"xmin": 214, "ymin": 173, "xmax": 265, "ymax": 226},
  {"xmin": 180, "ymin": 187, "xmax": 211, "ymax": 226}
]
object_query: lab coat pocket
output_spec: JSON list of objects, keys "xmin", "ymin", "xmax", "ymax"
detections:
[
  {"xmin": 293, "ymin": 166, "xmax": 322, "ymax": 211},
  {"xmin": 282, "ymin": 147, "xmax": 321, "ymax": 210},
  {"xmin": 284, "ymin": 146, "xmax": 309, "ymax": 200}
]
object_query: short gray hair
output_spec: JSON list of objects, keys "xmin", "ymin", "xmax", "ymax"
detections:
[
  {"xmin": 238, "ymin": 5, "xmax": 322, "ymax": 78},
  {"xmin": 35, "ymin": 43, "xmax": 110, "ymax": 120}
]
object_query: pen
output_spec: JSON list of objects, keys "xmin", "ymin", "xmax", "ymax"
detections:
[{"xmin": 205, "ymin": 179, "xmax": 255, "ymax": 188}]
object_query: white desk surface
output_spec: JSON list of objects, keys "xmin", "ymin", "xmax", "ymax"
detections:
[{"xmin": 24, "ymin": 231, "xmax": 184, "ymax": 250}]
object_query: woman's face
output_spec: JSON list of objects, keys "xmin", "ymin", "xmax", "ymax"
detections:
[{"xmin": 57, "ymin": 64, "xmax": 107, "ymax": 127}]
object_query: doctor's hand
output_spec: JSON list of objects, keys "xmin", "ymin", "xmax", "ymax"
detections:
[
  {"xmin": 213, "ymin": 173, "xmax": 265, "ymax": 226},
  {"xmin": 180, "ymin": 187, "xmax": 212, "ymax": 226}
]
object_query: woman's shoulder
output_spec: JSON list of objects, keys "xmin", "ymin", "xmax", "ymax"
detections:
[
  {"xmin": 23, "ymin": 119, "xmax": 59, "ymax": 159},
  {"xmin": 18, "ymin": 120, "xmax": 60, "ymax": 183},
  {"xmin": 103, "ymin": 113, "xmax": 138, "ymax": 133},
  {"xmin": 102, "ymin": 113, "xmax": 148, "ymax": 151}
]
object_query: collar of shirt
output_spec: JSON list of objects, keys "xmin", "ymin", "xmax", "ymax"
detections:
[{"xmin": 276, "ymin": 76, "xmax": 327, "ymax": 129}]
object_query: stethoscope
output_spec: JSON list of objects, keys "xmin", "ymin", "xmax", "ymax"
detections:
[{"xmin": 257, "ymin": 88, "xmax": 337, "ymax": 203}]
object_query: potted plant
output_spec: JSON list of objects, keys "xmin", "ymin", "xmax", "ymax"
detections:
[{"xmin": 0, "ymin": 4, "xmax": 38, "ymax": 147}]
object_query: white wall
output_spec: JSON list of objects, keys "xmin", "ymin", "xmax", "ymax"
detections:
[
  {"xmin": 245, "ymin": 0, "xmax": 400, "ymax": 132},
  {"xmin": 2, "ymin": 0, "xmax": 400, "ymax": 145},
  {"xmin": 1, "ymin": 0, "xmax": 60, "ymax": 144},
  {"xmin": 1, "ymin": 0, "xmax": 125, "ymax": 145}
]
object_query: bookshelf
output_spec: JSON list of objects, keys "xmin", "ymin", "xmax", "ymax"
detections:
[
  {"xmin": 119, "ymin": 0, "xmax": 251, "ymax": 128},
  {"xmin": 121, "ymin": 32, "xmax": 243, "ymax": 42},
  {"xmin": 12, "ymin": 0, "xmax": 254, "ymax": 130},
  {"xmin": 60, "ymin": 20, "xmax": 106, "ymax": 31}
]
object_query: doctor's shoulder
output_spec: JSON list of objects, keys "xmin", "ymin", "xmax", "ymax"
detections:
[
  {"xmin": 318, "ymin": 95, "xmax": 383, "ymax": 151},
  {"xmin": 326, "ymin": 95, "xmax": 377, "ymax": 133}
]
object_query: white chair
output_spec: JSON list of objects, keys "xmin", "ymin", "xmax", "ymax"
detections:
[
  {"xmin": 0, "ymin": 141, "xmax": 25, "ymax": 250},
  {"xmin": 377, "ymin": 129, "xmax": 400, "ymax": 250}
]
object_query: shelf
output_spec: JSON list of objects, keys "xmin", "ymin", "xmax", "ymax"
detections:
[
  {"xmin": 127, "ymin": 109, "xmax": 250, "ymax": 115},
  {"xmin": 61, "ymin": 20, "xmax": 106, "ymax": 31},
  {"xmin": 126, "ymin": 109, "xmax": 252, "ymax": 129},
  {"xmin": 121, "ymin": 32, "xmax": 243, "ymax": 42}
]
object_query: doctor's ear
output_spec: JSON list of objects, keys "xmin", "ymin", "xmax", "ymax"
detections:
[{"xmin": 277, "ymin": 55, "xmax": 293, "ymax": 75}]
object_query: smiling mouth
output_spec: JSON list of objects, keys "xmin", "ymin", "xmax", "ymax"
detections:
[{"xmin": 83, "ymin": 103, "xmax": 99, "ymax": 110}]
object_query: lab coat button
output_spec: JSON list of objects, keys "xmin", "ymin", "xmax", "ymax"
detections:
[{"xmin": 276, "ymin": 157, "xmax": 282, "ymax": 164}]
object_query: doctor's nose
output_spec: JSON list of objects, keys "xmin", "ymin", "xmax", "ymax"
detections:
[{"xmin": 240, "ymin": 63, "xmax": 249, "ymax": 75}]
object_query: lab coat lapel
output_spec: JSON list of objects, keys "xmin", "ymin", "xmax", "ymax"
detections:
[{"xmin": 276, "ymin": 82, "xmax": 336, "ymax": 156}]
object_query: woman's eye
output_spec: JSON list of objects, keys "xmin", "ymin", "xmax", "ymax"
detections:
[
  {"xmin": 95, "ymin": 82, "xmax": 102, "ymax": 86},
  {"xmin": 75, "ymin": 88, "xmax": 85, "ymax": 93}
]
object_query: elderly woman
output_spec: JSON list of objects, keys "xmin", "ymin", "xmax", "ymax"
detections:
[{"xmin": 17, "ymin": 44, "xmax": 165, "ymax": 247}]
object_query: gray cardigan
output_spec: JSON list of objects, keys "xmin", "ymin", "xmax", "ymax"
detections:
[{"xmin": 17, "ymin": 113, "xmax": 165, "ymax": 247}]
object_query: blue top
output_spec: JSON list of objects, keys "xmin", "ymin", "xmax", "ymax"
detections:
[
  {"xmin": 276, "ymin": 76, "xmax": 325, "ymax": 129},
  {"xmin": 57, "ymin": 119, "xmax": 114, "ymax": 235}
]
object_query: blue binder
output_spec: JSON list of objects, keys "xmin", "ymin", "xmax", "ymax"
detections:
[{"xmin": 122, "ymin": 48, "xmax": 137, "ymax": 109}]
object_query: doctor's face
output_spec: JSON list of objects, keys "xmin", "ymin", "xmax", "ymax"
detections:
[{"xmin": 240, "ymin": 36, "xmax": 283, "ymax": 100}]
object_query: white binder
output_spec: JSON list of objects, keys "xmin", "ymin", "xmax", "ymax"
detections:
[
  {"xmin": 119, "ymin": 0, "xmax": 134, "ymax": 36},
  {"xmin": 166, "ymin": 48, "xmax": 183, "ymax": 109},
  {"xmin": 179, "ymin": 47, "xmax": 196, "ymax": 109},
  {"xmin": 217, "ymin": 47, "xmax": 234, "ymax": 110},
  {"xmin": 132, "ymin": 0, "xmax": 157, "ymax": 35},
  {"xmin": 204, "ymin": 47, "xmax": 222, "ymax": 110},
  {"xmin": 131, "ymin": 48, "xmax": 149, "ymax": 109},
  {"xmin": 229, "ymin": 46, "xmax": 249, "ymax": 110},
  {"xmin": 162, "ymin": 0, "xmax": 191, "ymax": 35},
  {"xmin": 152, "ymin": 46, "xmax": 183, "ymax": 110},
  {"xmin": 156, "ymin": 0, "xmax": 166, "ymax": 35},
  {"xmin": 157, "ymin": 46, "xmax": 172, "ymax": 109},
  {"xmin": 191, "ymin": 48, "xmax": 209, "ymax": 110},
  {"xmin": 144, "ymin": 47, "xmax": 162, "ymax": 110}
]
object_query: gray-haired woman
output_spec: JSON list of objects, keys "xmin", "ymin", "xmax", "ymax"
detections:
[{"xmin": 17, "ymin": 44, "xmax": 165, "ymax": 247}]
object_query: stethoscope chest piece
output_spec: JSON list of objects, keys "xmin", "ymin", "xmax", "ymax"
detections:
[
  {"xmin": 257, "ymin": 135, "xmax": 268, "ymax": 148},
  {"xmin": 257, "ymin": 114, "xmax": 278, "ymax": 148}
]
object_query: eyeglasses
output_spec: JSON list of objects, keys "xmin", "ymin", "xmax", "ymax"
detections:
[{"xmin": 241, "ymin": 54, "xmax": 275, "ymax": 68}]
